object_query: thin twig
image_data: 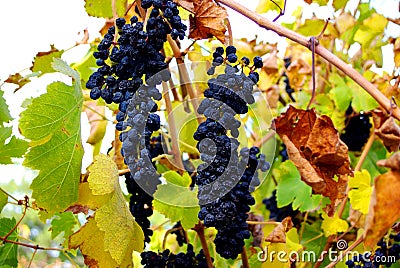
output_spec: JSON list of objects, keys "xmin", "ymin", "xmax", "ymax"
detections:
[
  {"xmin": 0, "ymin": 237, "xmax": 65, "ymax": 251},
  {"xmin": 254, "ymin": 131, "xmax": 275, "ymax": 148},
  {"xmin": 162, "ymin": 227, "xmax": 182, "ymax": 250},
  {"xmin": 27, "ymin": 246, "xmax": 38, "ymax": 268},
  {"xmin": 2, "ymin": 197, "xmax": 28, "ymax": 241},
  {"xmin": 215, "ymin": 0, "xmax": 400, "ymax": 121},
  {"xmin": 246, "ymin": 220, "xmax": 280, "ymax": 225},
  {"xmin": 299, "ymin": 212, "xmax": 308, "ymax": 242},
  {"xmin": 317, "ymin": 18, "xmax": 331, "ymax": 40},
  {"xmin": 226, "ymin": 19, "xmax": 233, "ymax": 46},
  {"xmin": 314, "ymin": 235, "xmax": 334, "ymax": 268},
  {"xmin": 0, "ymin": 187, "xmax": 18, "ymax": 202},
  {"xmin": 193, "ymin": 222, "xmax": 213, "ymax": 268},
  {"xmin": 307, "ymin": 37, "xmax": 317, "ymax": 110}
]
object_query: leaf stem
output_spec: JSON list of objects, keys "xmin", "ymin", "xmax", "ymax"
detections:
[
  {"xmin": 254, "ymin": 131, "xmax": 275, "ymax": 148},
  {"xmin": 246, "ymin": 220, "xmax": 280, "ymax": 225},
  {"xmin": 2, "ymin": 197, "xmax": 28, "ymax": 241},
  {"xmin": 162, "ymin": 82, "xmax": 184, "ymax": 171},
  {"xmin": 215, "ymin": 0, "xmax": 400, "ymax": 121},
  {"xmin": 0, "ymin": 187, "xmax": 19, "ymax": 202},
  {"xmin": 314, "ymin": 235, "xmax": 334, "ymax": 268},
  {"xmin": 193, "ymin": 222, "xmax": 213, "ymax": 268},
  {"xmin": 27, "ymin": 246, "xmax": 38, "ymax": 268}
]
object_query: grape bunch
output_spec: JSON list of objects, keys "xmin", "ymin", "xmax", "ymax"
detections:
[
  {"xmin": 171, "ymin": 222, "xmax": 188, "ymax": 247},
  {"xmin": 345, "ymin": 234, "xmax": 400, "ymax": 267},
  {"xmin": 340, "ymin": 106, "xmax": 372, "ymax": 152},
  {"xmin": 141, "ymin": 244, "xmax": 213, "ymax": 268},
  {"xmin": 86, "ymin": 0, "xmax": 187, "ymax": 126},
  {"xmin": 86, "ymin": 0, "xmax": 188, "ymax": 245},
  {"xmin": 194, "ymin": 46, "xmax": 270, "ymax": 259}
]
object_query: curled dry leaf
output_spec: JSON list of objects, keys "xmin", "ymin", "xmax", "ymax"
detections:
[
  {"xmin": 364, "ymin": 168, "xmax": 400, "ymax": 248},
  {"xmin": 247, "ymin": 213, "xmax": 264, "ymax": 247},
  {"xmin": 265, "ymin": 85, "xmax": 280, "ymax": 109},
  {"xmin": 273, "ymin": 106, "xmax": 351, "ymax": 213},
  {"xmin": 262, "ymin": 48, "xmax": 279, "ymax": 75},
  {"xmin": 377, "ymin": 152, "xmax": 400, "ymax": 170},
  {"xmin": 265, "ymin": 217, "xmax": 293, "ymax": 243},
  {"xmin": 188, "ymin": 0, "xmax": 228, "ymax": 44},
  {"xmin": 375, "ymin": 117, "xmax": 400, "ymax": 152}
]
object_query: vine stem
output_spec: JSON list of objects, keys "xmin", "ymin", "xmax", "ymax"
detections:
[
  {"xmin": 314, "ymin": 235, "xmax": 334, "ymax": 268},
  {"xmin": 167, "ymin": 35, "xmax": 202, "ymax": 124},
  {"xmin": 193, "ymin": 222, "xmax": 213, "ymax": 268},
  {"xmin": 162, "ymin": 82, "xmax": 184, "ymax": 170},
  {"xmin": 215, "ymin": 0, "xmax": 400, "ymax": 121},
  {"xmin": 241, "ymin": 247, "xmax": 250, "ymax": 268},
  {"xmin": 27, "ymin": 246, "xmax": 38, "ymax": 268},
  {"xmin": 254, "ymin": 131, "xmax": 275, "ymax": 148},
  {"xmin": 0, "ymin": 237, "xmax": 65, "ymax": 251},
  {"xmin": 1, "ymin": 197, "xmax": 28, "ymax": 241},
  {"xmin": 326, "ymin": 236, "xmax": 364, "ymax": 268}
]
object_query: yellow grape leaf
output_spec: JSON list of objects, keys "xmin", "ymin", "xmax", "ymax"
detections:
[
  {"xmin": 74, "ymin": 182, "xmax": 113, "ymax": 211},
  {"xmin": 256, "ymin": 0, "xmax": 284, "ymax": 14},
  {"xmin": 95, "ymin": 189, "xmax": 144, "ymax": 264},
  {"xmin": 348, "ymin": 170, "xmax": 372, "ymax": 214},
  {"xmin": 321, "ymin": 212, "xmax": 348, "ymax": 236},
  {"xmin": 394, "ymin": 38, "xmax": 400, "ymax": 67},
  {"xmin": 354, "ymin": 13, "xmax": 387, "ymax": 47},
  {"xmin": 336, "ymin": 12, "xmax": 356, "ymax": 36},
  {"xmin": 87, "ymin": 154, "xmax": 118, "ymax": 195},
  {"xmin": 69, "ymin": 217, "xmax": 123, "ymax": 267},
  {"xmin": 84, "ymin": 101, "xmax": 107, "ymax": 155},
  {"xmin": 69, "ymin": 154, "xmax": 144, "ymax": 266}
]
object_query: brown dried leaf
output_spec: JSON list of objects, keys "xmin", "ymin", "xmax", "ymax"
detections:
[
  {"xmin": 377, "ymin": 152, "xmax": 400, "ymax": 171},
  {"xmin": 262, "ymin": 49, "xmax": 279, "ymax": 75},
  {"xmin": 364, "ymin": 170, "xmax": 400, "ymax": 248},
  {"xmin": 266, "ymin": 85, "xmax": 280, "ymax": 109},
  {"xmin": 282, "ymin": 135, "xmax": 326, "ymax": 193},
  {"xmin": 247, "ymin": 213, "xmax": 264, "ymax": 247},
  {"xmin": 273, "ymin": 106, "xmax": 351, "ymax": 212},
  {"xmin": 175, "ymin": 0, "xmax": 194, "ymax": 13},
  {"xmin": 286, "ymin": 58, "xmax": 311, "ymax": 90},
  {"xmin": 265, "ymin": 217, "xmax": 293, "ymax": 243},
  {"xmin": 188, "ymin": 0, "xmax": 228, "ymax": 44},
  {"xmin": 375, "ymin": 117, "xmax": 400, "ymax": 152},
  {"xmin": 5, "ymin": 73, "xmax": 31, "ymax": 92}
]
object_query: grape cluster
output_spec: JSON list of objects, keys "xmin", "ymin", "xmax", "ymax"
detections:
[
  {"xmin": 141, "ymin": 244, "xmax": 213, "ymax": 268},
  {"xmin": 194, "ymin": 47, "xmax": 270, "ymax": 259},
  {"xmin": 86, "ymin": 0, "xmax": 187, "ymax": 125},
  {"xmin": 340, "ymin": 106, "xmax": 372, "ymax": 152},
  {"xmin": 345, "ymin": 235, "xmax": 400, "ymax": 268},
  {"xmin": 171, "ymin": 222, "xmax": 188, "ymax": 247}
]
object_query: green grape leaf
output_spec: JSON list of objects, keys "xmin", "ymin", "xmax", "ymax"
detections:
[
  {"xmin": 52, "ymin": 58, "xmax": 80, "ymax": 81},
  {"xmin": 70, "ymin": 154, "xmax": 144, "ymax": 266},
  {"xmin": 275, "ymin": 161, "xmax": 322, "ymax": 212},
  {"xmin": 297, "ymin": 19, "xmax": 325, "ymax": 37},
  {"xmin": 333, "ymin": 0, "xmax": 347, "ymax": 9},
  {"xmin": 30, "ymin": 45, "xmax": 64, "ymax": 76},
  {"xmin": 154, "ymin": 179, "xmax": 199, "ymax": 229},
  {"xmin": 50, "ymin": 212, "xmax": 78, "ymax": 244},
  {"xmin": 0, "ymin": 133, "xmax": 29, "ymax": 165},
  {"xmin": 358, "ymin": 140, "xmax": 388, "ymax": 178},
  {"xmin": 72, "ymin": 45, "xmax": 97, "ymax": 83},
  {"xmin": 0, "ymin": 190, "xmax": 7, "ymax": 214},
  {"xmin": 20, "ymin": 59, "xmax": 83, "ymax": 216},
  {"xmin": 300, "ymin": 222, "xmax": 327, "ymax": 263},
  {"xmin": 0, "ymin": 217, "xmax": 18, "ymax": 267},
  {"xmin": 348, "ymin": 170, "xmax": 372, "ymax": 214},
  {"xmin": 329, "ymin": 86, "xmax": 352, "ymax": 112},
  {"xmin": 0, "ymin": 90, "xmax": 12, "ymax": 124},
  {"xmin": 163, "ymin": 171, "xmax": 192, "ymax": 187},
  {"xmin": 85, "ymin": 0, "xmax": 127, "ymax": 18}
]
